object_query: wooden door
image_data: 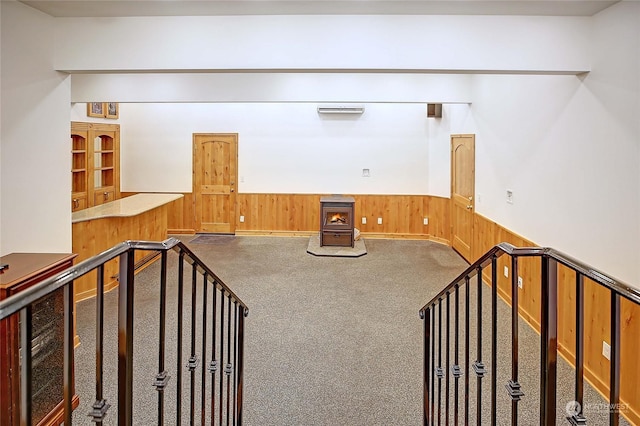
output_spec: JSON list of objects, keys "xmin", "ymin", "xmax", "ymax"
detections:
[
  {"xmin": 451, "ymin": 134, "xmax": 475, "ymax": 261},
  {"xmin": 193, "ymin": 133, "xmax": 238, "ymax": 234}
]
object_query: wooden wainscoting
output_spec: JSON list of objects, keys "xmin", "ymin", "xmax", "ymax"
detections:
[
  {"xmin": 473, "ymin": 213, "xmax": 640, "ymax": 425},
  {"xmin": 167, "ymin": 193, "xmax": 451, "ymax": 242},
  {"xmin": 72, "ymin": 205, "xmax": 167, "ymax": 302},
  {"xmin": 167, "ymin": 193, "xmax": 196, "ymax": 234}
]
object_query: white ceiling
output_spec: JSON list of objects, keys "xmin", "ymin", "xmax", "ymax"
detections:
[{"xmin": 19, "ymin": 0, "xmax": 620, "ymax": 18}]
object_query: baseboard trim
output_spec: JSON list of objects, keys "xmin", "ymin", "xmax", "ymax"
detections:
[
  {"xmin": 168, "ymin": 228, "xmax": 196, "ymax": 235},
  {"xmin": 235, "ymin": 230, "xmax": 451, "ymax": 246},
  {"xmin": 360, "ymin": 232, "xmax": 430, "ymax": 240},
  {"xmin": 75, "ymin": 279, "xmax": 119, "ymax": 303},
  {"xmin": 235, "ymin": 230, "xmax": 317, "ymax": 237}
]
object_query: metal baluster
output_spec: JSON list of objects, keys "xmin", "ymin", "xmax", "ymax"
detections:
[
  {"xmin": 423, "ymin": 306, "xmax": 431, "ymax": 426},
  {"xmin": 118, "ymin": 249, "xmax": 135, "ymax": 425},
  {"xmin": 445, "ymin": 291, "xmax": 451, "ymax": 423},
  {"xmin": 210, "ymin": 282, "xmax": 218, "ymax": 426},
  {"xmin": 437, "ymin": 300, "xmax": 443, "ymax": 425},
  {"xmin": 219, "ymin": 289, "xmax": 226, "ymax": 425},
  {"xmin": 226, "ymin": 296, "xmax": 232, "ymax": 425},
  {"xmin": 431, "ymin": 304, "xmax": 436, "ymax": 423},
  {"xmin": 610, "ymin": 292, "xmax": 621, "ymax": 426},
  {"xmin": 233, "ymin": 302, "xmax": 238, "ymax": 426},
  {"xmin": 569, "ymin": 274, "xmax": 586, "ymax": 425},
  {"xmin": 154, "ymin": 252, "xmax": 170, "ymax": 424},
  {"xmin": 465, "ymin": 276, "xmax": 471, "ymax": 425},
  {"xmin": 63, "ymin": 282, "xmax": 75, "ymax": 425},
  {"xmin": 491, "ymin": 255, "xmax": 498, "ymax": 426},
  {"xmin": 20, "ymin": 305, "xmax": 33, "ymax": 426},
  {"xmin": 473, "ymin": 266, "xmax": 486, "ymax": 426},
  {"xmin": 506, "ymin": 256, "xmax": 524, "ymax": 425},
  {"xmin": 176, "ymin": 252, "xmax": 185, "ymax": 425},
  {"xmin": 540, "ymin": 256, "xmax": 558, "ymax": 426},
  {"xmin": 452, "ymin": 284, "xmax": 462, "ymax": 426},
  {"xmin": 187, "ymin": 263, "xmax": 199, "ymax": 425},
  {"xmin": 89, "ymin": 265, "xmax": 109, "ymax": 423},
  {"xmin": 236, "ymin": 306, "xmax": 246, "ymax": 425},
  {"xmin": 200, "ymin": 273, "xmax": 209, "ymax": 425}
]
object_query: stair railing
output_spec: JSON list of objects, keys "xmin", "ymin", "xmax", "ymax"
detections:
[
  {"xmin": 419, "ymin": 243, "xmax": 640, "ymax": 426},
  {"xmin": 0, "ymin": 237, "xmax": 248, "ymax": 425}
]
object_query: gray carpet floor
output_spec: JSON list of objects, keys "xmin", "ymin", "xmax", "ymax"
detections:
[{"xmin": 70, "ymin": 236, "xmax": 630, "ymax": 425}]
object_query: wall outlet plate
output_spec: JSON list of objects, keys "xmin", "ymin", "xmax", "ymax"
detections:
[
  {"xmin": 423, "ymin": 217, "xmax": 429, "ymax": 225},
  {"xmin": 504, "ymin": 266, "xmax": 509, "ymax": 278},
  {"xmin": 377, "ymin": 217, "xmax": 383, "ymax": 225},
  {"xmin": 239, "ymin": 215, "xmax": 245, "ymax": 223},
  {"xmin": 518, "ymin": 276, "xmax": 523, "ymax": 289},
  {"xmin": 362, "ymin": 217, "xmax": 367, "ymax": 225},
  {"xmin": 602, "ymin": 341, "xmax": 611, "ymax": 360}
]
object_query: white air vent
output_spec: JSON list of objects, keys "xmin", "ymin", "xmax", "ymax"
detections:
[{"xmin": 317, "ymin": 105, "xmax": 365, "ymax": 114}]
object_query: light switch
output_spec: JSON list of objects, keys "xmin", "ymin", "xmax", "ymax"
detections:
[
  {"xmin": 362, "ymin": 217, "xmax": 367, "ymax": 225},
  {"xmin": 239, "ymin": 215, "xmax": 245, "ymax": 223},
  {"xmin": 377, "ymin": 217, "xmax": 383, "ymax": 225}
]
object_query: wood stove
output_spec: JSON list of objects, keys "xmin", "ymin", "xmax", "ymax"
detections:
[{"xmin": 320, "ymin": 196, "xmax": 355, "ymax": 247}]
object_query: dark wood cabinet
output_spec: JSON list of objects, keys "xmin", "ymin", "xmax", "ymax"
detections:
[{"xmin": 0, "ymin": 253, "xmax": 78, "ymax": 426}]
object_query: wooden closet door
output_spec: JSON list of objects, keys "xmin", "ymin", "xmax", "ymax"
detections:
[
  {"xmin": 451, "ymin": 134, "xmax": 475, "ymax": 261},
  {"xmin": 193, "ymin": 133, "xmax": 238, "ymax": 234}
]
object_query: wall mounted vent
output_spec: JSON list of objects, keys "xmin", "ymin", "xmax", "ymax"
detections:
[
  {"xmin": 317, "ymin": 105, "xmax": 365, "ymax": 114},
  {"xmin": 427, "ymin": 103, "xmax": 442, "ymax": 118}
]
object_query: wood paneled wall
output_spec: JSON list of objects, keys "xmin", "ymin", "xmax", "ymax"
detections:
[
  {"xmin": 72, "ymin": 205, "xmax": 167, "ymax": 301},
  {"xmin": 473, "ymin": 213, "xmax": 640, "ymax": 425},
  {"xmin": 167, "ymin": 193, "xmax": 451, "ymax": 242}
]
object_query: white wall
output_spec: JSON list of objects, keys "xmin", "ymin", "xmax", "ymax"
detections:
[
  {"xmin": 0, "ymin": 2, "xmax": 71, "ymax": 256},
  {"xmin": 3, "ymin": 3, "xmax": 638, "ymax": 287},
  {"xmin": 54, "ymin": 15, "xmax": 591, "ymax": 73},
  {"xmin": 73, "ymin": 102, "xmax": 456, "ymax": 195},
  {"xmin": 467, "ymin": 1, "xmax": 640, "ymax": 285},
  {"xmin": 70, "ymin": 73, "xmax": 472, "ymax": 103}
]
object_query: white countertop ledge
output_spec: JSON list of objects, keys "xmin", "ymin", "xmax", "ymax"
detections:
[{"xmin": 72, "ymin": 193, "xmax": 183, "ymax": 224}]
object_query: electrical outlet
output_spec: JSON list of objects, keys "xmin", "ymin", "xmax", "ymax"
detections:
[
  {"xmin": 423, "ymin": 217, "xmax": 429, "ymax": 225},
  {"xmin": 504, "ymin": 266, "xmax": 509, "ymax": 278},
  {"xmin": 239, "ymin": 215, "xmax": 245, "ymax": 223},
  {"xmin": 362, "ymin": 168, "xmax": 370, "ymax": 177},
  {"xmin": 377, "ymin": 217, "xmax": 383, "ymax": 225},
  {"xmin": 602, "ymin": 341, "xmax": 611, "ymax": 360},
  {"xmin": 506, "ymin": 189, "xmax": 514, "ymax": 204},
  {"xmin": 362, "ymin": 217, "xmax": 367, "ymax": 225},
  {"xmin": 518, "ymin": 276, "xmax": 523, "ymax": 289}
]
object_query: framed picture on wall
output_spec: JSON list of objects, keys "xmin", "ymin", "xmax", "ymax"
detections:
[
  {"xmin": 87, "ymin": 102, "xmax": 105, "ymax": 118},
  {"xmin": 105, "ymin": 102, "xmax": 119, "ymax": 119}
]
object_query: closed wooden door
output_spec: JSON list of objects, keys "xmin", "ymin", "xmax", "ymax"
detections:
[
  {"xmin": 193, "ymin": 133, "xmax": 238, "ymax": 234},
  {"xmin": 451, "ymin": 134, "xmax": 475, "ymax": 261}
]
